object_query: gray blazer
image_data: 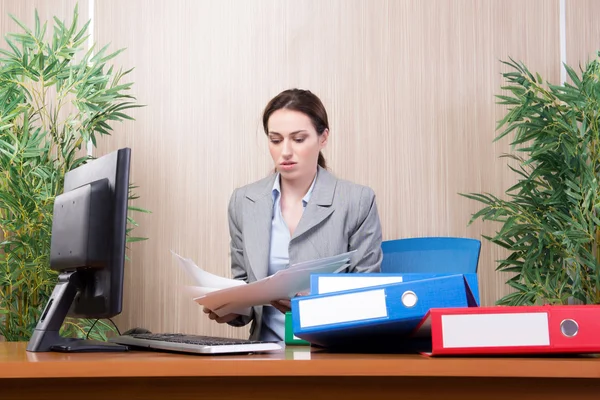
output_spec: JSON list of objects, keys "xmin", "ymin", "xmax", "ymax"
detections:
[{"xmin": 227, "ymin": 166, "xmax": 383, "ymax": 340}]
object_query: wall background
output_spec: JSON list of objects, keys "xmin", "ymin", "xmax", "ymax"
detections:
[{"xmin": 1, "ymin": 0, "xmax": 599, "ymax": 338}]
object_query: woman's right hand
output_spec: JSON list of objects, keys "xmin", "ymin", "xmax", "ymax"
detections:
[{"xmin": 203, "ymin": 307, "xmax": 240, "ymax": 323}]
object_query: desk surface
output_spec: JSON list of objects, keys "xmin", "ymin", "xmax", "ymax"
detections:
[{"xmin": 2, "ymin": 341, "xmax": 600, "ymax": 379}]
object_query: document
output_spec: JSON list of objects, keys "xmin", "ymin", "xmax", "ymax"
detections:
[
  {"xmin": 172, "ymin": 251, "xmax": 246, "ymax": 289},
  {"xmin": 171, "ymin": 250, "xmax": 355, "ymax": 317},
  {"xmin": 171, "ymin": 251, "xmax": 252, "ymax": 316}
]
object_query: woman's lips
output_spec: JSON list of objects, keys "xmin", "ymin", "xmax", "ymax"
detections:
[{"xmin": 280, "ymin": 162, "xmax": 297, "ymax": 170}]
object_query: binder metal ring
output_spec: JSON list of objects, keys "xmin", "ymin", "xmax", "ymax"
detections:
[
  {"xmin": 560, "ymin": 319, "xmax": 579, "ymax": 337},
  {"xmin": 401, "ymin": 291, "xmax": 418, "ymax": 307}
]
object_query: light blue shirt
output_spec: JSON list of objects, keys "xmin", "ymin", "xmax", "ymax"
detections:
[{"xmin": 259, "ymin": 172, "xmax": 317, "ymax": 342}]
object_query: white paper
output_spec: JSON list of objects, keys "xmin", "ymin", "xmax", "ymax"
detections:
[
  {"xmin": 172, "ymin": 250, "xmax": 251, "ymax": 316},
  {"xmin": 173, "ymin": 250, "xmax": 356, "ymax": 318},
  {"xmin": 182, "ymin": 285, "xmax": 221, "ymax": 298},
  {"xmin": 171, "ymin": 250, "xmax": 246, "ymax": 289},
  {"xmin": 194, "ymin": 251, "xmax": 356, "ymax": 317},
  {"xmin": 290, "ymin": 251, "xmax": 356, "ymax": 270}
]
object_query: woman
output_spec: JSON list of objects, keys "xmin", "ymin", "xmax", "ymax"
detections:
[{"xmin": 204, "ymin": 89, "xmax": 383, "ymax": 342}]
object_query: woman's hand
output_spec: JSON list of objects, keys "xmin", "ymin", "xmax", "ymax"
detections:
[
  {"xmin": 270, "ymin": 291, "xmax": 310, "ymax": 314},
  {"xmin": 270, "ymin": 299, "xmax": 291, "ymax": 313},
  {"xmin": 202, "ymin": 307, "xmax": 240, "ymax": 323}
]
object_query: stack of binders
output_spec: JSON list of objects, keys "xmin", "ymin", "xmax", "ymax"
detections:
[
  {"xmin": 291, "ymin": 273, "xmax": 600, "ymax": 355},
  {"xmin": 290, "ymin": 273, "xmax": 479, "ymax": 350}
]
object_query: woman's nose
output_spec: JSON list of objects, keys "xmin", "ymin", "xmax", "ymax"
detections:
[{"xmin": 282, "ymin": 139, "xmax": 293, "ymax": 156}]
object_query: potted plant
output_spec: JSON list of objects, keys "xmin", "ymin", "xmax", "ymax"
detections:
[
  {"xmin": 0, "ymin": 6, "xmax": 147, "ymax": 341},
  {"xmin": 464, "ymin": 55, "xmax": 600, "ymax": 306}
]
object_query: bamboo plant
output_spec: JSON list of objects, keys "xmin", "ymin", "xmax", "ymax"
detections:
[
  {"xmin": 464, "ymin": 54, "xmax": 600, "ymax": 306},
  {"xmin": 0, "ymin": 6, "xmax": 147, "ymax": 341}
]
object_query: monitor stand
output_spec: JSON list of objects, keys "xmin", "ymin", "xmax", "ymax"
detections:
[{"xmin": 26, "ymin": 271, "xmax": 128, "ymax": 353}]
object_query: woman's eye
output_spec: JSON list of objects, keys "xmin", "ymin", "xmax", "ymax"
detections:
[
  {"xmin": 270, "ymin": 139, "xmax": 281, "ymax": 144},
  {"xmin": 294, "ymin": 138, "xmax": 305, "ymax": 143}
]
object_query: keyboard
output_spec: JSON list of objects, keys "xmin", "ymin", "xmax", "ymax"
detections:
[{"xmin": 110, "ymin": 333, "xmax": 283, "ymax": 355}]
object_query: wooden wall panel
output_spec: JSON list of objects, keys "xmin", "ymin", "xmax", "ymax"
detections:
[
  {"xmin": 88, "ymin": 0, "xmax": 559, "ymax": 338},
  {"xmin": 566, "ymin": 0, "xmax": 600, "ymax": 69}
]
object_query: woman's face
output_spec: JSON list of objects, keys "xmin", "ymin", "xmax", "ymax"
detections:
[{"xmin": 267, "ymin": 109, "xmax": 328, "ymax": 180}]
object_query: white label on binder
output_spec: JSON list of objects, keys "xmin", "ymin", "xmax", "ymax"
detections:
[
  {"xmin": 298, "ymin": 289, "xmax": 387, "ymax": 328},
  {"xmin": 317, "ymin": 276, "xmax": 404, "ymax": 294},
  {"xmin": 441, "ymin": 312, "xmax": 550, "ymax": 348}
]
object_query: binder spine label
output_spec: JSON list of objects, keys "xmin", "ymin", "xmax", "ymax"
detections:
[
  {"xmin": 317, "ymin": 276, "xmax": 404, "ymax": 294},
  {"xmin": 298, "ymin": 289, "xmax": 387, "ymax": 328},
  {"xmin": 441, "ymin": 312, "xmax": 550, "ymax": 348}
]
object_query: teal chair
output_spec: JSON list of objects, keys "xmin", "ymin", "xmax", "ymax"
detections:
[{"xmin": 380, "ymin": 237, "xmax": 481, "ymax": 274}]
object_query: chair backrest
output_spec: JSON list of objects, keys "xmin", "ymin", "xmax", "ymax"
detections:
[{"xmin": 380, "ymin": 237, "xmax": 481, "ymax": 274}]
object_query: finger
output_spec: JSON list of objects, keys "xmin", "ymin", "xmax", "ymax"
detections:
[
  {"xmin": 278, "ymin": 300, "xmax": 291, "ymax": 308},
  {"xmin": 202, "ymin": 307, "xmax": 211, "ymax": 314},
  {"xmin": 216, "ymin": 313, "xmax": 238, "ymax": 324},
  {"xmin": 270, "ymin": 302, "xmax": 287, "ymax": 314},
  {"xmin": 273, "ymin": 301, "xmax": 291, "ymax": 313}
]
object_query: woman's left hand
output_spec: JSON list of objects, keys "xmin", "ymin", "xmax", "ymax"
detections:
[
  {"xmin": 270, "ymin": 291, "xmax": 310, "ymax": 314},
  {"xmin": 270, "ymin": 299, "xmax": 291, "ymax": 313}
]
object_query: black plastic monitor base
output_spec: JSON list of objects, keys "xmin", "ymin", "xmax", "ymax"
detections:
[{"xmin": 26, "ymin": 271, "xmax": 128, "ymax": 353}]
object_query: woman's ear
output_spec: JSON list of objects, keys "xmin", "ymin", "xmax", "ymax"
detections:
[{"xmin": 320, "ymin": 129, "xmax": 329, "ymax": 149}]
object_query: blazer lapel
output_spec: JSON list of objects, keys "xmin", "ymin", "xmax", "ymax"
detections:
[
  {"xmin": 291, "ymin": 166, "xmax": 337, "ymax": 242},
  {"xmin": 243, "ymin": 175, "xmax": 276, "ymax": 281}
]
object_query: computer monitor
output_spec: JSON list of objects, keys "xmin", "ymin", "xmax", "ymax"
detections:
[{"xmin": 26, "ymin": 148, "xmax": 132, "ymax": 353}]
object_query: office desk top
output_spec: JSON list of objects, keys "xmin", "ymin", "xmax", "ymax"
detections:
[
  {"xmin": 1, "ymin": 341, "xmax": 600, "ymax": 379},
  {"xmin": 3, "ymin": 342, "xmax": 600, "ymax": 400}
]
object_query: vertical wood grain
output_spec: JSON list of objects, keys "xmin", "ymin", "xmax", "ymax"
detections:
[
  {"xmin": 80, "ymin": 0, "xmax": 561, "ymax": 337},
  {"xmin": 566, "ymin": 0, "xmax": 600, "ymax": 69}
]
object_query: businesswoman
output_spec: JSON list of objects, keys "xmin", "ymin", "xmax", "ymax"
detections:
[{"xmin": 203, "ymin": 89, "xmax": 383, "ymax": 341}]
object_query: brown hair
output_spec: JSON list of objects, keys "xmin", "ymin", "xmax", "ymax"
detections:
[{"xmin": 262, "ymin": 89, "xmax": 328, "ymax": 169}]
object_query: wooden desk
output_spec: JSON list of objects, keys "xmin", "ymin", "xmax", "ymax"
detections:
[{"xmin": 2, "ymin": 342, "xmax": 600, "ymax": 400}]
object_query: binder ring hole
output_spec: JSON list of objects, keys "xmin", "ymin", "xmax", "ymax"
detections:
[
  {"xmin": 401, "ymin": 291, "xmax": 418, "ymax": 307},
  {"xmin": 560, "ymin": 319, "xmax": 579, "ymax": 337}
]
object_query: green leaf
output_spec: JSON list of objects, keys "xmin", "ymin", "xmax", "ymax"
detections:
[
  {"xmin": 126, "ymin": 237, "xmax": 149, "ymax": 243},
  {"xmin": 565, "ymin": 64, "xmax": 582, "ymax": 88},
  {"xmin": 128, "ymin": 206, "xmax": 151, "ymax": 213},
  {"xmin": 9, "ymin": 13, "xmax": 33, "ymax": 35}
]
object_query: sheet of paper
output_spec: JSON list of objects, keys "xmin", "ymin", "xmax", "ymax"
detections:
[
  {"xmin": 181, "ymin": 286, "xmax": 253, "ymax": 316},
  {"xmin": 173, "ymin": 249, "xmax": 357, "ymax": 318},
  {"xmin": 276, "ymin": 259, "xmax": 351, "ymax": 276},
  {"xmin": 172, "ymin": 251, "xmax": 252, "ymax": 317},
  {"xmin": 289, "ymin": 250, "xmax": 356, "ymax": 271},
  {"xmin": 194, "ymin": 257, "xmax": 353, "ymax": 317},
  {"xmin": 171, "ymin": 250, "xmax": 245, "ymax": 289},
  {"xmin": 182, "ymin": 285, "xmax": 220, "ymax": 298}
]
